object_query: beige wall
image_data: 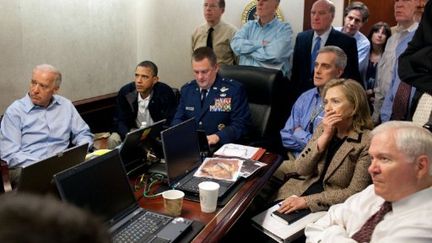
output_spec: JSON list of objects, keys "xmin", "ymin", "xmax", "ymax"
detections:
[{"xmin": 0, "ymin": 0, "xmax": 344, "ymax": 112}]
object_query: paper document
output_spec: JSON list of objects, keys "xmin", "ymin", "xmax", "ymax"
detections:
[
  {"xmin": 213, "ymin": 143, "xmax": 265, "ymax": 160},
  {"xmin": 252, "ymin": 204, "xmax": 327, "ymax": 243},
  {"xmin": 194, "ymin": 158, "xmax": 242, "ymax": 181},
  {"xmin": 239, "ymin": 159, "xmax": 267, "ymax": 178}
]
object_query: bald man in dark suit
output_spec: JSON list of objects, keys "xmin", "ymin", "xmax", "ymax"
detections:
[{"xmin": 291, "ymin": 0, "xmax": 361, "ymax": 96}]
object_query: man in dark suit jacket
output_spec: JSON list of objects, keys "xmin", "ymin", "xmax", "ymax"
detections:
[
  {"xmin": 291, "ymin": 0, "xmax": 361, "ymax": 96},
  {"xmin": 172, "ymin": 47, "xmax": 251, "ymax": 146},
  {"xmin": 399, "ymin": 0, "xmax": 432, "ymax": 93},
  {"xmin": 113, "ymin": 61, "xmax": 178, "ymax": 141}
]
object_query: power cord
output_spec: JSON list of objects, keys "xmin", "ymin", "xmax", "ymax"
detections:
[{"xmin": 134, "ymin": 173, "xmax": 166, "ymax": 199}]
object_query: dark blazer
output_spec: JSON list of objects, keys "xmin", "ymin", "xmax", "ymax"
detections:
[
  {"xmin": 291, "ymin": 28, "xmax": 362, "ymax": 95},
  {"xmin": 276, "ymin": 123, "xmax": 371, "ymax": 212},
  {"xmin": 113, "ymin": 82, "xmax": 178, "ymax": 139},
  {"xmin": 399, "ymin": 0, "xmax": 432, "ymax": 94},
  {"xmin": 172, "ymin": 75, "xmax": 251, "ymax": 145}
]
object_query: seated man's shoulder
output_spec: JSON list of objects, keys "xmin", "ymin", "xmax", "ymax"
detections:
[
  {"xmin": 299, "ymin": 88, "xmax": 318, "ymax": 98},
  {"xmin": 54, "ymin": 94, "xmax": 74, "ymax": 105},
  {"xmin": 118, "ymin": 82, "xmax": 135, "ymax": 94},
  {"xmin": 218, "ymin": 77, "xmax": 244, "ymax": 90},
  {"xmin": 181, "ymin": 80, "xmax": 197, "ymax": 90},
  {"xmin": 154, "ymin": 81, "xmax": 173, "ymax": 90}
]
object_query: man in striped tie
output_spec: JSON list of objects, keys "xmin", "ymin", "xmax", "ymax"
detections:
[{"xmin": 305, "ymin": 121, "xmax": 432, "ymax": 243}]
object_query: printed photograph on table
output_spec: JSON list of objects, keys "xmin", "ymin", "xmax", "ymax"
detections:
[{"xmin": 194, "ymin": 158, "xmax": 242, "ymax": 181}]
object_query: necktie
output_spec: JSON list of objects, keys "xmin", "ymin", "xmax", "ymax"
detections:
[
  {"xmin": 351, "ymin": 201, "xmax": 392, "ymax": 242},
  {"xmin": 310, "ymin": 36, "xmax": 321, "ymax": 73},
  {"xmin": 391, "ymin": 81, "xmax": 412, "ymax": 120},
  {"xmin": 206, "ymin": 27, "xmax": 214, "ymax": 49},
  {"xmin": 200, "ymin": 89, "xmax": 207, "ymax": 107}
]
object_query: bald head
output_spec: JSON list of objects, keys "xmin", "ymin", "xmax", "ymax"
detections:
[{"xmin": 311, "ymin": 0, "xmax": 335, "ymax": 35}]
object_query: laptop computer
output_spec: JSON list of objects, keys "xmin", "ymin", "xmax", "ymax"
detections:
[
  {"xmin": 16, "ymin": 143, "xmax": 89, "ymax": 194},
  {"xmin": 161, "ymin": 118, "xmax": 238, "ymax": 200},
  {"xmin": 54, "ymin": 149, "xmax": 192, "ymax": 243},
  {"xmin": 119, "ymin": 119, "xmax": 166, "ymax": 174}
]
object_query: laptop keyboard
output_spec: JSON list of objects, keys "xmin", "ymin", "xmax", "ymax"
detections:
[
  {"xmin": 178, "ymin": 177, "xmax": 229, "ymax": 194},
  {"xmin": 113, "ymin": 211, "xmax": 172, "ymax": 243}
]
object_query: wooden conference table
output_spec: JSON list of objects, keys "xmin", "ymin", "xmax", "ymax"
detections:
[{"xmin": 136, "ymin": 152, "xmax": 283, "ymax": 243}]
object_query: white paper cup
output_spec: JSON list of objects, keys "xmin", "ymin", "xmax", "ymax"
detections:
[
  {"xmin": 198, "ymin": 181, "xmax": 220, "ymax": 213},
  {"xmin": 162, "ymin": 190, "xmax": 184, "ymax": 216}
]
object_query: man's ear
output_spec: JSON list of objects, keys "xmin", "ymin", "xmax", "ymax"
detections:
[
  {"xmin": 415, "ymin": 155, "xmax": 430, "ymax": 179},
  {"xmin": 214, "ymin": 63, "xmax": 220, "ymax": 73},
  {"xmin": 336, "ymin": 68, "xmax": 344, "ymax": 78},
  {"xmin": 152, "ymin": 76, "xmax": 159, "ymax": 85}
]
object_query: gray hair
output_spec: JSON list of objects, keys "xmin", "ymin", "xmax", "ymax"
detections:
[
  {"xmin": 33, "ymin": 64, "xmax": 62, "ymax": 87},
  {"xmin": 318, "ymin": 45, "xmax": 347, "ymax": 70},
  {"xmin": 371, "ymin": 121, "xmax": 432, "ymax": 175}
]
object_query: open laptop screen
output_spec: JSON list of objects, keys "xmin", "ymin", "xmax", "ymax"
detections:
[
  {"xmin": 161, "ymin": 118, "xmax": 202, "ymax": 186},
  {"xmin": 54, "ymin": 150, "xmax": 137, "ymax": 224},
  {"xmin": 120, "ymin": 119, "xmax": 166, "ymax": 168},
  {"xmin": 17, "ymin": 143, "xmax": 89, "ymax": 194}
]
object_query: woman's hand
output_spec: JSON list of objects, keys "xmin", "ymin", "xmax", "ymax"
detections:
[
  {"xmin": 277, "ymin": 195, "xmax": 308, "ymax": 214},
  {"xmin": 317, "ymin": 110, "xmax": 342, "ymax": 152},
  {"xmin": 321, "ymin": 110, "xmax": 342, "ymax": 136}
]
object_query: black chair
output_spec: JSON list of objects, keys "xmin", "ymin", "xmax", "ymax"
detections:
[{"xmin": 219, "ymin": 65, "xmax": 294, "ymax": 153}]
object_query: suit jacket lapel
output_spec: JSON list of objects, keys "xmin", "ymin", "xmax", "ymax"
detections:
[
  {"xmin": 323, "ymin": 130, "xmax": 362, "ymax": 181},
  {"xmin": 325, "ymin": 28, "xmax": 336, "ymax": 46},
  {"xmin": 306, "ymin": 30, "xmax": 314, "ymax": 59}
]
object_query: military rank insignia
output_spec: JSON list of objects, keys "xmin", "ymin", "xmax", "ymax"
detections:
[{"xmin": 210, "ymin": 98, "xmax": 232, "ymax": 112}]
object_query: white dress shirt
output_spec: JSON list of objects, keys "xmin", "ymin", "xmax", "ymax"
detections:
[
  {"xmin": 305, "ymin": 185, "xmax": 432, "ymax": 243},
  {"xmin": 135, "ymin": 92, "xmax": 154, "ymax": 128}
]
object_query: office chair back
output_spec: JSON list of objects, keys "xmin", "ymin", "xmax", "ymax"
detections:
[{"xmin": 219, "ymin": 65, "xmax": 292, "ymax": 150}]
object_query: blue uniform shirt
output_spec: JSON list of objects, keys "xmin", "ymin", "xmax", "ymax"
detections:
[{"xmin": 172, "ymin": 75, "xmax": 251, "ymax": 145}]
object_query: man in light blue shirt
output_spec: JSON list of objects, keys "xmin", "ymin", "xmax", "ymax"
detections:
[
  {"xmin": 276, "ymin": 46, "xmax": 346, "ymax": 180},
  {"xmin": 0, "ymin": 64, "xmax": 93, "ymax": 182},
  {"xmin": 335, "ymin": 1, "xmax": 370, "ymax": 76},
  {"xmin": 230, "ymin": 0, "xmax": 293, "ymax": 78}
]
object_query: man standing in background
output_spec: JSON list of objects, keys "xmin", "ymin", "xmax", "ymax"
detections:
[
  {"xmin": 291, "ymin": 0, "xmax": 360, "ymax": 95},
  {"xmin": 335, "ymin": 1, "xmax": 370, "ymax": 74},
  {"xmin": 230, "ymin": 0, "xmax": 293, "ymax": 78},
  {"xmin": 192, "ymin": 0, "xmax": 237, "ymax": 65}
]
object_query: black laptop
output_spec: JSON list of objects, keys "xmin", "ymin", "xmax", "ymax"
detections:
[
  {"xmin": 119, "ymin": 119, "xmax": 166, "ymax": 173},
  {"xmin": 161, "ymin": 118, "xmax": 238, "ymax": 200},
  {"xmin": 54, "ymin": 149, "xmax": 192, "ymax": 243},
  {"xmin": 16, "ymin": 143, "xmax": 89, "ymax": 194}
]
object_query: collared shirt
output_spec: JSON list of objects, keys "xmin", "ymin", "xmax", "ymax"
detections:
[
  {"xmin": 305, "ymin": 185, "xmax": 432, "ymax": 243},
  {"xmin": 312, "ymin": 27, "xmax": 332, "ymax": 52},
  {"xmin": 335, "ymin": 27, "xmax": 371, "ymax": 73},
  {"xmin": 230, "ymin": 17, "xmax": 293, "ymax": 77},
  {"xmin": 192, "ymin": 21, "xmax": 237, "ymax": 65},
  {"xmin": 280, "ymin": 88, "xmax": 324, "ymax": 157},
  {"xmin": 380, "ymin": 62, "xmax": 417, "ymax": 122},
  {"xmin": 0, "ymin": 94, "xmax": 93, "ymax": 168},
  {"xmin": 135, "ymin": 92, "xmax": 154, "ymax": 128},
  {"xmin": 372, "ymin": 22, "xmax": 419, "ymax": 123}
]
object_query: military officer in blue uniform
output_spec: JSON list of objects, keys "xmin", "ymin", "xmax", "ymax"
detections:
[{"xmin": 172, "ymin": 47, "xmax": 251, "ymax": 146}]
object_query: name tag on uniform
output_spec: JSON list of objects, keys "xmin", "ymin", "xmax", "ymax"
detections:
[
  {"xmin": 185, "ymin": 106, "xmax": 194, "ymax": 111},
  {"xmin": 210, "ymin": 98, "xmax": 231, "ymax": 112}
]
